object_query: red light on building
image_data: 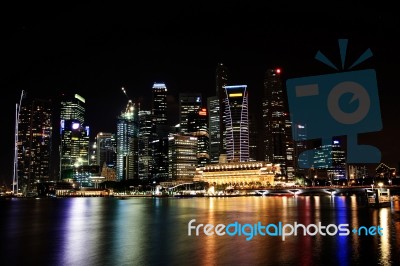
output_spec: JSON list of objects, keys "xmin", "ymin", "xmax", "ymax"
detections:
[
  {"xmin": 199, "ymin": 108, "xmax": 207, "ymax": 116},
  {"xmin": 276, "ymin": 68, "xmax": 281, "ymax": 74}
]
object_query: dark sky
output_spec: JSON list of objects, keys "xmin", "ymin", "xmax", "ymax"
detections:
[{"xmin": 1, "ymin": 4, "xmax": 399, "ymax": 185}]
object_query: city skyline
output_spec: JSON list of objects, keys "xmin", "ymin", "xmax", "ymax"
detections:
[{"xmin": 1, "ymin": 6, "xmax": 400, "ymax": 184}]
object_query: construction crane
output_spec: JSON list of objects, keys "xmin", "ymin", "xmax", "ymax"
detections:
[
  {"xmin": 121, "ymin": 87, "xmax": 130, "ymax": 100},
  {"xmin": 121, "ymin": 86, "xmax": 143, "ymax": 109}
]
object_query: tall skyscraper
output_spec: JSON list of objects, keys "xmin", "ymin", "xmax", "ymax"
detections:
[
  {"xmin": 248, "ymin": 113, "xmax": 258, "ymax": 162},
  {"xmin": 151, "ymin": 82, "xmax": 169, "ymax": 180},
  {"xmin": 216, "ymin": 63, "xmax": 229, "ymax": 155},
  {"xmin": 96, "ymin": 132, "xmax": 116, "ymax": 168},
  {"xmin": 116, "ymin": 100, "xmax": 138, "ymax": 180},
  {"xmin": 138, "ymin": 110, "xmax": 153, "ymax": 179},
  {"xmin": 223, "ymin": 85, "xmax": 249, "ymax": 162},
  {"xmin": 179, "ymin": 93, "xmax": 202, "ymax": 134},
  {"xmin": 262, "ymin": 68, "xmax": 294, "ymax": 177},
  {"xmin": 60, "ymin": 93, "xmax": 90, "ymax": 180},
  {"xmin": 293, "ymin": 123, "xmax": 308, "ymax": 171},
  {"xmin": 207, "ymin": 96, "xmax": 220, "ymax": 163},
  {"xmin": 188, "ymin": 107, "xmax": 210, "ymax": 167},
  {"xmin": 17, "ymin": 98, "xmax": 52, "ymax": 194},
  {"xmin": 152, "ymin": 82, "xmax": 168, "ymax": 135}
]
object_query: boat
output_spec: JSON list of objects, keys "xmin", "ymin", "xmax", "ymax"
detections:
[{"xmin": 365, "ymin": 187, "xmax": 391, "ymax": 207}]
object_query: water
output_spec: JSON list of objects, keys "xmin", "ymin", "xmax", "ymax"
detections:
[{"xmin": 1, "ymin": 196, "xmax": 399, "ymax": 266}]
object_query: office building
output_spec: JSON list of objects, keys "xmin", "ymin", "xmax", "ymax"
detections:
[{"xmin": 223, "ymin": 85, "xmax": 249, "ymax": 162}]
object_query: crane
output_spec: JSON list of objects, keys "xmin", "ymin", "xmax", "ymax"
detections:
[
  {"xmin": 121, "ymin": 86, "xmax": 143, "ymax": 109},
  {"xmin": 121, "ymin": 87, "xmax": 130, "ymax": 100}
]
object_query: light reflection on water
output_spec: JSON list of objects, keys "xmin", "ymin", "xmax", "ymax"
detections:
[{"xmin": 0, "ymin": 196, "xmax": 399, "ymax": 265}]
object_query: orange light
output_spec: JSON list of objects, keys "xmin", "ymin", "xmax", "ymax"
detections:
[{"xmin": 199, "ymin": 108, "xmax": 207, "ymax": 116}]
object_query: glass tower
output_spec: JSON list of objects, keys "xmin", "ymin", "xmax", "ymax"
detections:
[
  {"xmin": 223, "ymin": 85, "xmax": 249, "ymax": 162},
  {"xmin": 216, "ymin": 63, "xmax": 229, "ymax": 155},
  {"xmin": 116, "ymin": 100, "xmax": 138, "ymax": 180},
  {"xmin": 207, "ymin": 96, "xmax": 220, "ymax": 163},
  {"xmin": 17, "ymin": 98, "xmax": 52, "ymax": 194},
  {"xmin": 179, "ymin": 93, "xmax": 202, "ymax": 134},
  {"xmin": 262, "ymin": 68, "xmax": 294, "ymax": 177},
  {"xmin": 60, "ymin": 93, "xmax": 89, "ymax": 180},
  {"xmin": 151, "ymin": 82, "xmax": 169, "ymax": 180}
]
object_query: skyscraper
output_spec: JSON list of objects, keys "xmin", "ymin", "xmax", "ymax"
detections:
[
  {"xmin": 179, "ymin": 93, "xmax": 202, "ymax": 134},
  {"xmin": 60, "ymin": 93, "xmax": 90, "ymax": 180},
  {"xmin": 188, "ymin": 107, "xmax": 210, "ymax": 167},
  {"xmin": 262, "ymin": 68, "xmax": 294, "ymax": 177},
  {"xmin": 96, "ymin": 132, "xmax": 116, "ymax": 168},
  {"xmin": 223, "ymin": 85, "xmax": 249, "ymax": 162},
  {"xmin": 138, "ymin": 110, "xmax": 153, "ymax": 179},
  {"xmin": 152, "ymin": 82, "xmax": 168, "ymax": 135},
  {"xmin": 207, "ymin": 96, "xmax": 220, "ymax": 163},
  {"xmin": 248, "ymin": 113, "xmax": 258, "ymax": 162},
  {"xmin": 17, "ymin": 98, "xmax": 52, "ymax": 194},
  {"xmin": 168, "ymin": 135, "xmax": 198, "ymax": 180},
  {"xmin": 116, "ymin": 100, "xmax": 138, "ymax": 180},
  {"xmin": 60, "ymin": 93, "xmax": 85, "ymax": 124},
  {"xmin": 216, "ymin": 63, "xmax": 229, "ymax": 155},
  {"xmin": 151, "ymin": 82, "xmax": 169, "ymax": 180}
]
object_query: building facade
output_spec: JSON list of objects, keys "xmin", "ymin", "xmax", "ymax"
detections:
[
  {"xmin": 17, "ymin": 98, "xmax": 52, "ymax": 194},
  {"xmin": 188, "ymin": 107, "xmax": 210, "ymax": 167},
  {"xmin": 138, "ymin": 110, "xmax": 153, "ymax": 179},
  {"xmin": 179, "ymin": 93, "xmax": 202, "ymax": 134},
  {"xmin": 60, "ymin": 93, "xmax": 90, "ymax": 180},
  {"xmin": 216, "ymin": 63, "xmax": 229, "ymax": 155},
  {"xmin": 151, "ymin": 82, "xmax": 169, "ymax": 180},
  {"xmin": 262, "ymin": 68, "xmax": 294, "ymax": 177},
  {"xmin": 116, "ymin": 100, "xmax": 138, "ymax": 180},
  {"xmin": 168, "ymin": 135, "xmax": 198, "ymax": 181},
  {"xmin": 223, "ymin": 85, "xmax": 249, "ymax": 162},
  {"xmin": 195, "ymin": 161, "xmax": 280, "ymax": 187},
  {"xmin": 207, "ymin": 96, "xmax": 220, "ymax": 163}
]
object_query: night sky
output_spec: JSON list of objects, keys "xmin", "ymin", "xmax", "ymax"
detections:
[{"xmin": 1, "ymin": 4, "xmax": 399, "ymax": 185}]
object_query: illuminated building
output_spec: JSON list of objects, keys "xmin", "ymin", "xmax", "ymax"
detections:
[
  {"xmin": 179, "ymin": 93, "xmax": 202, "ymax": 134},
  {"xmin": 61, "ymin": 93, "xmax": 85, "ymax": 124},
  {"xmin": 60, "ymin": 94, "xmax": 90, "ymax": 180},
  {"xmin": 117, "ymin": 100, "xmax": 138, "ymax": 180},
  {"xmin": 216, "ymin": 63, "xmax": 229, "ymax": 155},
  {"xmin": 152, "ymin": 82, "xmax": 168, "ymax": 135},
  {"xmin": 293, "ymin": 123, "xmax": 308, "ymax": 171},
  {"xmin": 96, "ymin": 132, "xmax": 116, "ymax": 169},
  {"xmin": 223, "ymin": 85, "xmax": 249, "ymax": 162},
  {"xmin": 17, "ymin": 98, "xmax": 52, "ymax": 194},
  {"xmin": 207, "ymin": 96, "xmax": 220, "ymax": 163},
  {"xmin": 188, "ymin": 107, "xmax": 210, "ymax": 167},
  {"xmin": 60, "ymin": 120, "xmax": 90, "ymax": 180},
  {"xmin": 89, "ymin": 141, "xmax": 97, "ymax": 166},
  {"xmin": 151, "ymin": 82, "xmax": 169, "ymax": 180},
  {"xmin": 248, "ymin": 113, "xmax": 258, "ymax": 162},
  {"xmin": 313, "ymin": 138, "xmax": 346, "ymax": 180},
  {"xmin": 194, "ymin": 161, "xmax": 280, "ymax": 186},
  {"xmin": 138, "ymin": 110, "xmax": 153, "ymax": 179},
  {"xmin": 262, "ymin": 68, "xmax": 294, "ymax": 177},
  {"xmin": 168, "ymin": 135, "xmax": 198, "ymax": 180}
]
